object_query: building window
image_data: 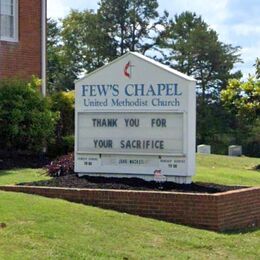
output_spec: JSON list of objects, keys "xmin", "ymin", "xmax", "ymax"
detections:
[{"xmin": 0, "ymin": 0, "xmax": 18, "ymax": 42}]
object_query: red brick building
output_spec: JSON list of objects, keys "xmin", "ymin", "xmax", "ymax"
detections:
[{"xmin": 0, "ymin": 0, "xmax": 46, "ymax": 95}]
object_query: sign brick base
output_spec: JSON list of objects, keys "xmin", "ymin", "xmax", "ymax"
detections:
[{"xmin": 0, "ymin": 185, "xmax": 259, "ymax": 231}]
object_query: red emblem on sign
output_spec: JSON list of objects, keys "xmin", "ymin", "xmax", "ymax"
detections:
[
  {"xmin": 154, "ymin": 169, "xmax": 162, "ymax": 176},
  {"xmin": 154, "ymin": 169, "xmax": 167, "ymax": 183},
  {"xmin": 124, "ymin": 61, "xmax": 134, "ymax": 78}
]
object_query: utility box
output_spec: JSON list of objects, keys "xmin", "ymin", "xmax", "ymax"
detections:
[{"xmin": 75, "ymin": 52, "xmax": 196, "ymax": 184}]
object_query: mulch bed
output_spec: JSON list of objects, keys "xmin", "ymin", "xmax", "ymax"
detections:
[
  {"xmin": 1, "ymin": 153, "xmax": 247, "ymax": 193},
  {"xmin": 18, "ymin": 174, "xmax": 246, "ymax": 194}
]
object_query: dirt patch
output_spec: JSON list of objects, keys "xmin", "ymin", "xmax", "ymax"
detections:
[
  {"xmin": 18, "ymin": 174, "xmax": 246, "ymax": 194},
  {"xmin": 0, "ymin": 223, "xmax": 7, "ymax": 229},
  {"xmin": 252, "ymin": 164, "xmax": 260, "ymax": 171}
]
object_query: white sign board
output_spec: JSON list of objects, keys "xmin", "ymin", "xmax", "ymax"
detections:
[{"xmin": 75, "ymin": 52, "xmax": 196, "ymax": 184}]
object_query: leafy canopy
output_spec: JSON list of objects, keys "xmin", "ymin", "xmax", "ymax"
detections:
[
  {"xmin": 158, "ymin": 11, "xmax": 241, "ymax": 101},
  {"xmin": 98, "ymin": 0, "xmax": 162, "ymax": 55},
  {"xmin": 221, "ymin": 76, "xmax": 260, "ymax": 123}
]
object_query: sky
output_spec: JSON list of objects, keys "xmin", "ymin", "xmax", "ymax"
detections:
[{"xmin": 47, "ymin": 0, "xmax": 260, "ymax": 78}]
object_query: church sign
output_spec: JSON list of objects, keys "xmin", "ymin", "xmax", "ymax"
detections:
[{"xmin": 75, "ymin": 52, "xmax": 196, "ymax": 184}]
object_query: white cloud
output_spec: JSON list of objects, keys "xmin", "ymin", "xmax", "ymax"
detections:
[
  {"xmin": 159, "ymin": 0, "xmax": 230, "ymax": 24},
  {"xmin": 47, "ymin": 0, "xmax": 70, "ymax": 19},
  {"xmin": 234, "ymin": 42, "xmax": 260, "ymax": 78},
  {"xmin": 241, "ymin": 44, "xmax": 260, "ymax": 65},
  {"xmin": 47, "ymin": 0, "xmax": 99, "ymax": 18},
  {"xmin": 232, "ymin": 24, "xmax": 260, "ymax": 36}
]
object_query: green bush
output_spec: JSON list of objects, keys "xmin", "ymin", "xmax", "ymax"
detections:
[
  {"xmin": 0, "ymin": 77, "xmax": 59, "ymax": 152},
  {"xmin": 47, "ymin": 135, "xmax": 74, "ymax": 158},
  {"xmin": 47, "ymin": 91, "xmax": 75, "ymax": 157},
  {"xmin": 243, "ymin": 119, "xmax": 260, "ymax": 157},
  {"xmin": 50, "ymin": 91, "xmax": 74, "ymax": 137}
]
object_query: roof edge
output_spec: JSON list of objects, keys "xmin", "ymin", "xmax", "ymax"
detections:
[
  {"xmin": 75, "ymin": 52, "xmax": 196, "ymax": 84},
  {"xmin": 74, "ymin": 52, "xmax": 132, "ymax": 84}
]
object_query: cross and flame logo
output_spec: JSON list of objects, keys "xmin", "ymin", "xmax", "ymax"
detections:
[{"xmin": 124, "ymin": 61, "xmax": 134, "ymax": 78}]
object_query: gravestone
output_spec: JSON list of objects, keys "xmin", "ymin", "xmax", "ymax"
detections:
[
  {"xmin": 197, "ymin": 145, "xmax": 211, "ymax": 154},
  {"xmin": 75, "ymin": 52, "xmax": 196, "ymax": 184},
  {"xmin": 228, "ymin": 145, "xmax": 242, "ymax": 157}
]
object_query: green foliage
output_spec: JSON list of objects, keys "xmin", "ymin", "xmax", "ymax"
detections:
[
  {"xmin": 245, "ymin": 118, "xmax": 260, "ymax": 157},
  {"xmin": 61, "ymin": 10, "xmax": 117, "ymax": 78},
  {"xmin": 220, "ymin": 75, "xmax": 260, "ymax": 156},
  {"xmin": 0, "ymin": 78, "xmax": 59, "ymax": 152},
  {"xmin": 48, "ymin": 91, "xmax": 75, "ymax": 157},
  {"xmin": 47, "ymin": 19, "xmax": 75, "ymax": 93},
  {"xmin": 157, "ymin": 12, "xmax": 242, "ymax": 145},
  {"xmin": 46, "ymin": 7, "xmax": 259, "ymax": 157},
  {"xmin": 196, "ymin": 101, "xmax": 235, "ymax": 151},
  {"xmin": 46, "ymin": 1, "xmax": 167, "ymax": 92},
  {"xmin": 221, "ymin": 77, "xmax": 260, "ymax": 122},
  {"xmin": 50, "ymin": 91, "xmax": 75, "ymax": 137},
  {"xmin": 159, "ymin": 11, "xmax": 242, "ymax": 100},
  {"xmin": 47, "ymin": 135, "xmax": 74, "ymax": 158},
  {"xmin": 98, "ymin": 0, "xmax": 164, "ymax": 54}
]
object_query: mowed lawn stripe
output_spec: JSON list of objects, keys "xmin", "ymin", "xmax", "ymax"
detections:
[
  {"xmin": 0, "ymin": 191, "xmax": 259, "ymax": 259},
  {"xmin": 0, "ymin": 154, "xmax": 259, "ymax": 259}
]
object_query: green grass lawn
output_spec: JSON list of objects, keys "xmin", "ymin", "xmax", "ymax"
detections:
[
  {"xmin": 0, "ymin": 154, "xmax": 259, "ymax": 259},
  {"xmin": 0, "ymin": 168, "xmax": 50, "ymax": 186},
  {"xmin": 194, "ymin": 154, "xmax": 260, "ymax": 186},
  {"xmin": 0, "ymin": 190, "xmax": 260, "ymax": 259}
]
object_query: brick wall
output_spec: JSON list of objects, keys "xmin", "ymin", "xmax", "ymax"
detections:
[
  {"xmin": 216, "ymin": 188, "xmax": 260, "ymax": 230},
  {"xmin": 0, "ymin": 185, "xmax": 259, "ymax": 231},
  {"xmin": 0, "ymin": 0, "xmax": 42, "ymax": 79}
]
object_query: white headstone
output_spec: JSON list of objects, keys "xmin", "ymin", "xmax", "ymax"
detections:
[
  {"xmin": 74, "ymin": 52, "xmax": 196, "ymax": 184},
  {"xmin": 228, "ymin": 145, "xmax": 242, "ymax": 157},
  {"xmin": 197, "ymin": 145, "xmax": 211, "ymax": 154}
]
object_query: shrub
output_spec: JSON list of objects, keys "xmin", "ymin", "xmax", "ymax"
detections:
[
  {"xmin": 47, "ymin": 91, "xmax": 75, "ymax": 157},
  {"xmin": 45, "ymin": 153, "xmax": 74, "ymax": 177},
  {"xmin": 243, "ymin": 119, "xmax": 260, "ymax": 157},
  {"xmin": 0, "ymin": 77, "xmax": 59, "ymax": 152},
  {"xmin": 50, "ymin": 91, "xmax": 75, "ymax": 137},
  {"xmin": 47, "ymin": 135, "xmax": 75, "ymax": 158}
]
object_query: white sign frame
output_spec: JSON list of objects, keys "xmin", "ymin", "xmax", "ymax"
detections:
[{"xmin": 74, "ymin": 52, "xmax": 196, "ymax": 184}]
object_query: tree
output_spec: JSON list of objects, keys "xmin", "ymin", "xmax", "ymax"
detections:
[
  {"xmin": 221, "ymin": 63, "xmax": 260, "ymax": 156},
  {"xmin": 221, "ymin": 77, "xmax": 260, "ymax": 126},
  {"xmin": 46, "ymin": 3, "xmax": 167, "ymax": 92},
  {"xmin": 158, "ymin": 12, "xmax": 242, "ymax": 143},
  {"xmin": 47, "ymin": 11, "xmax": 117, "ymax": 93},
  {"xmin": 61, "ymin": 10, "xmax": 117, "ymax": 80},
  {"xmin": 47, "ymin": 19, "xmax": 73, "ymax": 93},
  {"xmin": 98, "ymin": 0, "xmax": 164, "ymax": 55},
  {"xmin": 158, "ymin": 12, "xmax": 241, "ymax": 102}
]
